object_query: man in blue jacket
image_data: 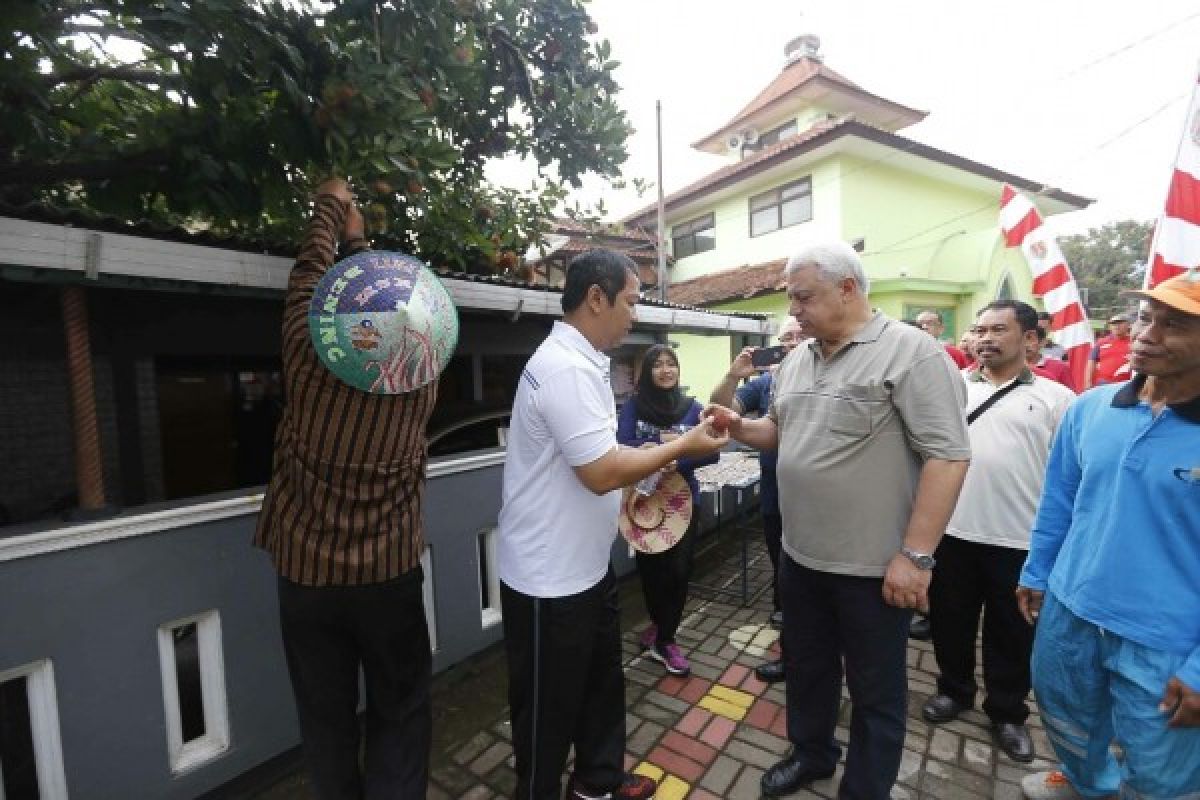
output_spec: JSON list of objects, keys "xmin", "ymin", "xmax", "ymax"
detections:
[{"xmin": 1017, "ymin": 268, "xmax": 1200, "ymax": 799}]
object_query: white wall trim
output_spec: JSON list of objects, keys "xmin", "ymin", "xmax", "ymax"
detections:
[
  {"xmin": 156, "ymin": 612, "xmax": 230, "ymax": 775},
  {"xmin": 478, "ymin": 527, "xmax": 502, "ymax": 630},
  {"xmin": 0, "ymin": 450, "xmax": 508, "ymax": 563},
  {"xmin": 421, "ymin": 547, "xmax": 438, "ymax": 653},
  {"xmin": 0, "ymin": 215, "xmax": 772, "ymax": 336},
  {"xmin": 0, "ymin": 660, "xmax": 69, "ymax": 800}
]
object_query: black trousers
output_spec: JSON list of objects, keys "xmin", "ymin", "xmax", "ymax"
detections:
[
  {"xmin": 278, "ymin": 571, "xmax": 432, "ymax": 800},
  {"xmin": 762, "ymin": 512, "xmax": 783, "ymax": 612},
  {"xmin": 928, "ymin": 535, "xmax": 1033, "ymax": 724},
  {"xmin": 780, "ymin": 556, "xmax": 910, "ymax": 800},
  {"xmin": 501, "ymin": 569, "xmax": 625, "ymax": 800},
  {"xmin": 635, "ymin": 515, "xmax": 698, "ymax": 643}
]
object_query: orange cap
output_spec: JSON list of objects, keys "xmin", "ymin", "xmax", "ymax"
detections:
[{"xmin": 1126, "ymin": 268, "xmax": 1200, "ymax": 317}]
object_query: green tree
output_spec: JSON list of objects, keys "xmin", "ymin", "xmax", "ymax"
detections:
[
  {"xmin": 0, "ymin": 0, "xmax": 632, "ymax": 272},
  {"xmin": 1058, "ymin": 219, "xmax": 1153, "ymax": 319}
]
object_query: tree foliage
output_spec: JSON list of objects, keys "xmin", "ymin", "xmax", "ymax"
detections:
[
  {"xmin": 0, "ymin": 0, "xmax": 632, "ymax": 272},
  {"xmin": 1058, "ymin": 219, "xmax": 1153, "ymax": 318}
]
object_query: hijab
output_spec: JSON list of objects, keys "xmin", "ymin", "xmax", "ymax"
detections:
[{"xmin": 633, "ymin": 345, "xmax": 693, "ymax": 428}]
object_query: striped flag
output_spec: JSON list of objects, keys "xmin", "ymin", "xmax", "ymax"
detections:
[
  {"xmin": 999, "ymin": 185, "xmax": 1094, "ymax": 388},
  {"xmin": 1145, "ymin": 67, "xmax": 1200, "ymax": 288}
]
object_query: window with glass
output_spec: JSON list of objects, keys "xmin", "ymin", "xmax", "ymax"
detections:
[
  {"xmin": 671, "ymin": 213, "xmax": 715, "ymax": 258},
  {"xmin": 749, "ymin": 178, "xmax": 812, "ymax": 237},
  {"xmin": 753, "ymin": 120, "xmax": 798, "ymax": 149}
]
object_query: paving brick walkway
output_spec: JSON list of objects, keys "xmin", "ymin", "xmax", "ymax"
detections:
[{"xmin": 427, "ymin": 525, "xmax": 1059, "ymax": 800}]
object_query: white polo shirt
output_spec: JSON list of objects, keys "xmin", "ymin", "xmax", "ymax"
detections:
[
  {"xmin": 945, "ymin": 369, "xmax": 1075, "ymax": 550},
  {"xmin": 497, "ymin": 321, "xmax": 622, "ymax": 597}
]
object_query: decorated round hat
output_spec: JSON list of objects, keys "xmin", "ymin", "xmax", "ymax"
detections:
[
  {"xmin": 308, "ymin": 251, "xmax": 459, "ymax": 393},
  {"xmin": 618, "ymin": 471, "xmax": 694, "ymax": 554}
]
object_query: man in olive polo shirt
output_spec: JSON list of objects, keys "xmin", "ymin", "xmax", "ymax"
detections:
[{"xmin": 706, "ymin": 241, "xmax": 971, "ymax": 799}]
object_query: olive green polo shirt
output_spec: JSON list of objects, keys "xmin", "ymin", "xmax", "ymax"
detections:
[{"xmin": 768, "ymin": 312, "xmax": 970, "ymax": 577}]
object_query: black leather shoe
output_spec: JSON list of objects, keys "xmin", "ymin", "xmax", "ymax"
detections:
[
  {"xmin": 760, "ymin": 754, "xmax": 835, "ymax": 797},
  {"xmin": 922, "ymin": 694, "xmax": 967, "ymax": 724},
  {"xmin": 769, "ymin": 610, "xmax": 784, "ymax": 629},
  {"xmin": 755, "ymin": 658, "xmax": 786, "ymax": 684},
  {"xmin": 993, "ymin": 722, "xmax": 1035, "ymax": 763},
  {"xmin": 909, "ymin": 614, "xmax": 931, "ymax": 640}
]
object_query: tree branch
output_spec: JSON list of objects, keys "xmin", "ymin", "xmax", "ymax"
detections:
[
  {"xmin": 42, "ymin": 65, "xmax": 184, "ymax": 89},
  {"xmin": 0, "ymin": 150, "xmax": 172, "ymax": 186}
]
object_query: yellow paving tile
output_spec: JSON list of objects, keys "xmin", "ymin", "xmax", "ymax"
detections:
[
  {"xmin": 709, "ymin": 684, "xmax": 755, "ymax": 708},
  {"xmin": 633, "ymin": 762, "xmax": 664, "ymax": 782},
  {"xmin": 656, "ymin": 775, "xmax": 690, "ymax": 800},
  {"xmin": 698, "ymin": 694, "xmax": 748, "ymax": 720}
]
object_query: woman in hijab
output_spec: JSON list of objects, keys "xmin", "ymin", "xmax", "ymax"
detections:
[{"xmin": 616, "ymin": 344, "xmax": 718, "ymax": 676}]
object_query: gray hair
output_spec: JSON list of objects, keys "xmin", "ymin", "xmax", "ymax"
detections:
[{"xmin": 784, "ymin": 241, "xmax": 870, "ymax": 295}]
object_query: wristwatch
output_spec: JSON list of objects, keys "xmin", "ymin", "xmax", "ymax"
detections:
[{"xmin": 900, "ymin": 547, "xmax": 936, "ymax": 570}]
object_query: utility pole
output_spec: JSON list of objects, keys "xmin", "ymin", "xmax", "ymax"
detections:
[{"xmin": 656, "ymin": 99, "xmax": 667, "ymax": 302}]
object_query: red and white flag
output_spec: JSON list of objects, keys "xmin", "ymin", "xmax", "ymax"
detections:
[
  {"xmin": 998, "ymin": 184, "xmax": 1094, "ymax": 388},
  {"xmin": 1145, "ymin": 66, "xmax": 1200, "ymax": 288}
]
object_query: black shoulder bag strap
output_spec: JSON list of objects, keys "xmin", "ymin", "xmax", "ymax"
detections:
[{"xmin": 966, "ymin": 379, "xmax": 1021, "ymax": 426}]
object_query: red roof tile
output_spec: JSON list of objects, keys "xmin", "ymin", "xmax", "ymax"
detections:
[
  {"xmin": 668, "ymin": 259, "xmax": 787, "ymax": 307},
  {"xmin": 624, "ymin": 118, "xmax": 847, "ymax": 224},
  {"xmin": 623, "ymin": 119, "xmax": 1092, "ymax": 226}
]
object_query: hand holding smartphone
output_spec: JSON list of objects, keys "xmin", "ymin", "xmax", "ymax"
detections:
[{"xmin": 750, "ymin": 345, "xmax": 788, "ymax": 369}]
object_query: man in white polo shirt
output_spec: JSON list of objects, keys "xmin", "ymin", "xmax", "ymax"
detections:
[
  {"xmin": 498, "ymin": 249, "xmax": 730, "ymax": 800},
  {"xmin": 923, "ymin": 301, "xmax": 1074, "ymax": 764}
]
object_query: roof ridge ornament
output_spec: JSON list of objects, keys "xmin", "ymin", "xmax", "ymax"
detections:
[{"xmin": 784, "ymin": 34, "xmax": 822, "ymax": 66}]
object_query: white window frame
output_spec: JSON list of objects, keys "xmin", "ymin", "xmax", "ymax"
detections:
[
  {"xmin": 156, "ymin": 611, "xmax": 230, "ymax": 774},
  {"xmin": 0, "ymin": 659, "xmax": 68, "ymax": 800},
  {"xmin": 421, "ymin": 546, "xmax": 438, "ymax": 652},
  {"xmin": 478, "ymin": 528, "xmax": 502, "ymax": 629}
]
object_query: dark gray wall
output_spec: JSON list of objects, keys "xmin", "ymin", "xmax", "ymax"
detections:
[{"xmin": 0, "ymin": 512, "xmax": 295, "ymax": 800}]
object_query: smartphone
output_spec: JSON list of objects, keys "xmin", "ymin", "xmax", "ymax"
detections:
[{"xmin": 751, "ymin": 345, "xmax": 788, "ymax": 368}]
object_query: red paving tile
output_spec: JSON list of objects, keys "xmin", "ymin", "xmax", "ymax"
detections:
[
  {"xmin": 769, "ymin": 708, "xmax": 788, "ymax": 739},
  {"xmin": 688, "ymin": 789, "xmax": 723, "ymax": 800},
  {"xmin": 741, "ymin": 671, "xmax": 769, "ymax": 695},
  {"xmin": 675, "ymin": 706, "xmax": 712, "ymax": 738},
  {"xmin": 657, "ymin": 674, "xmax": 688, "ymax": 697},
  {"xmin": 745, "ymin": 697, "xmax": 781, "ymax": 730},
  {"xmin": 677, "ymin": 676, "xmax": 712, "ymax": 705},
  {"xmin": 647, "ymin": 745, "xmax": 705, "ymax": 783},
  {"xmin": 661, "ymin": 730, "xmax": 717, "ymax": 766},
  {"xmin": 718, "ymin": 664, "xmax": 750, "ymax": 687},
  {"xmin": 699, "ymin": 714, "xmax": 735, "ymax": 749}
]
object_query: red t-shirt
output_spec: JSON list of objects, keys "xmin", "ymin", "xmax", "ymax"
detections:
[
  {"xmin": 943, "ymin": 344, "xmax": 971, "ymax": 370},
  {"xmin": 1090, "ymin": 335, "xmax": 1131, "ymax": 385},
  {"xmin": 1032, "ymin": 357, "xmax": 1077, "ymax": 393}
]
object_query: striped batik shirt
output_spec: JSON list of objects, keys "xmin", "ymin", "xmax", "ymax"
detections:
[{"xmin": 254, "ymin": 194, "xmax": 438, "ymax": 586}]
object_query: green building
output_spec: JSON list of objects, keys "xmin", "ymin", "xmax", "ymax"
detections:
[{"xmin": 621, "ymin": 34, "xmax": 1091, "ymax": 399}]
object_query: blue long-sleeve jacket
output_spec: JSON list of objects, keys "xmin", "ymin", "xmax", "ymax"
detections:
[
  {"xmin": 616, "ymin": 399, "xmax": 718, "ymax": 500},
  {"xmin": 1019, "ymin": 378, "xmax": 1200, "ymax": 688}
]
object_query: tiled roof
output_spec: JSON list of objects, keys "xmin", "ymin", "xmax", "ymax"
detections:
[
  {"xmin": 624, "ymin": 118, "xmax": 848, "ymax": 223},
  {"xmin": 692, "ymin": 57, "xmax": 925, "ymax": 151},
  {"xmin": 668, "ymin": 259, "xmax": 787, "ymax": 307},
  {"xmin": 694, "ymin": 58, "xmax": 860, "ymax": 146},
  {"xmin": 624, "ymin": 119, "xmax": 1093, "ymax": 226}
]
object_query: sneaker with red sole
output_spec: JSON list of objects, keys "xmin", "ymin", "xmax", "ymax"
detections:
[
  {"xmin": 638, "ymin": 624, "xmax": 657, "ymax": 651},
  {"xmin": 648, "ymin": 641, "xmax": 690, "ymax": 676},
  {"xmin": 565, "ymin": 771, "xmax": 657, "ymax": 800}
]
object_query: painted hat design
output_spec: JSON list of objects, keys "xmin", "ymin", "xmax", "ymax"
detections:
[
  {"xmin": 309, "ymin": 250, "xmax": 459, "ymax": 393},
  {"xmin": 618, "ymin": 471, "xmax": 693, "ymax": 554}
]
